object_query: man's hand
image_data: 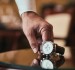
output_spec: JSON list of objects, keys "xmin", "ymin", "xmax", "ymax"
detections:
[{"xmin": 21, "ymin": 12, "xmax": 53, "ymax": 53}]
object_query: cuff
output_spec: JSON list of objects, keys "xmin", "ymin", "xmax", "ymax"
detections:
[{"xmin": 15, "ymin": 0, "xmax": 36, "ymax": 15}]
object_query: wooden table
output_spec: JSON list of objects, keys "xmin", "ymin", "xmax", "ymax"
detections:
[{"xmin": 0, "ymin": 49, "xmax": 38, "ymax": 66}]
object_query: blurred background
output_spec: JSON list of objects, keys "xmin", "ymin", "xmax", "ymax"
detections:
[{"xmin": 0, "ymin": 0, "xmax": 75, "ymax": 69}]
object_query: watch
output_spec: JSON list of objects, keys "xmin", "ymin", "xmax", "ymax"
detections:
[
  {"xmin": 40, "ymin": 41, "xmax": 65, "ymax": 69},
  {"xmin": 40, "ymin": 41, "xmax": 65, "ymax": 55}
]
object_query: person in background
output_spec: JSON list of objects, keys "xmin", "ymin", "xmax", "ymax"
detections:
[{"xmin": 40, "ymin": 3, "xmax": 55, "ymax": 19}]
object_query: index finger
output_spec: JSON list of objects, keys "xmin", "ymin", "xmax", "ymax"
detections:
[{"xmin": 40, "ymin": 25, "xmax": 54, "ymax": 42}]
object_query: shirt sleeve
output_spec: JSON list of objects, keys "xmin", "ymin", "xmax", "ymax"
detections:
[{"xmin": 15, "ymin": 0, "xmax": 36, "ymax": 15}]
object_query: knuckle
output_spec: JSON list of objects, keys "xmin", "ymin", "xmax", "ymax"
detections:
[
  {"xmin": 45, "ymin": 23, "xmax": 53, "ymax": 31},
  {"xmin": 43, "ymin": 21, "xmax": 53, "ymax": 30},
  {"xmin": 40, "ymin": 22, "xmax": 53, "ymax": 33},
  {"xmin": 30, "ymin": 42, "xmax": 37, "ymax": 48},
  {"xmin": 26, "ymin": 32, "xmax": 32, "ymax": 37}
]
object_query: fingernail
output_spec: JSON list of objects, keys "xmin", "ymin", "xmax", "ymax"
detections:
[{"xmin": 33, "ymin": 48, "xmax": 37, "ymax": 53}]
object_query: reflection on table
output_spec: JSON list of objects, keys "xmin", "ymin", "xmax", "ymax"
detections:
[{"xmin": 0, "ymin": 46, "xmax": 74, "ymax": 69}]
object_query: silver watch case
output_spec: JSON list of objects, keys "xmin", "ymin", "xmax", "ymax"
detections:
[{"xmin": 40, "ymin": 41, "xmax": 56, "ymax": 55}]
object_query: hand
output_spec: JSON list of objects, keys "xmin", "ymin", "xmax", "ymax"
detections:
[{"xmin": 21, "ymin": 12, "xmax": 53, "ymax": 53}]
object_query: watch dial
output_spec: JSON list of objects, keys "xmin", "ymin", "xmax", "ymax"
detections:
[
  {"xmin": 42, "ymin": 42, "xmax": 53, "ymax": 54},
  {"xmin": 41, "ymin": 59, "xmax": 54, "ymax": 69}
]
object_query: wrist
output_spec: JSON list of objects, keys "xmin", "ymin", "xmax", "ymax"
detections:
[{"xmin": 21, "ymin": 11, "xmax": 38, "ymax": 19}]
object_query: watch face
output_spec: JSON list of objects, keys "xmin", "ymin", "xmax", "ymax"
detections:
[
  {"xmin": 42, "ymin": 42, "xmax": 53, "ymax": 54},
  {"xmin": 41, "ymin": 59, "xmax": 54, "ymax": 69}
]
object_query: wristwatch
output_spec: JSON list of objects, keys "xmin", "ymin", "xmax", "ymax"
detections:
[
  {"xmin": 40, "ymin": 41, "xmax": 65, "ymax": 69},
  {"xmin": 40, "ymin": 41, "xmax": 65, "ymax": 55}
]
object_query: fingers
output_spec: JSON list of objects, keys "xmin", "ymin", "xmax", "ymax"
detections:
[
  {"xmin": 25, "ymin": 29, "xmax": 38, "ymax": 53},
  {"xmin": 40, "ymin": 24, "xmax": 53, "ymax": 42}
]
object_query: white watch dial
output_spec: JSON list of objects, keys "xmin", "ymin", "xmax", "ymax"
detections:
[
  {"xmin": 41, "ymin": 59, "xmax": 54, "ymax": 69},
  {"xmin": 42, "ymin": 42, "xmax": 53, "ymax": 54}
]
